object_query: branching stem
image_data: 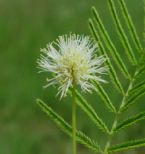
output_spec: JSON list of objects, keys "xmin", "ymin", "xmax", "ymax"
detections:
[{"xmin": 103, "ymin": 70, "xmax": 138, "ymax": 154}]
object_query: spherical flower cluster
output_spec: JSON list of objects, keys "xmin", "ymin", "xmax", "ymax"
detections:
[{"xmin": 38, "ymin": 34, "xmax": 107, "ymax": 98}]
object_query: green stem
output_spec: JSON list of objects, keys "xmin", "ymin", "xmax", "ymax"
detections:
[
  {"xmin": 72, "ymin": 87, "xmax": 77, "ymax": 154},
  {"xmin": 103, "ymin": 70, "xmax": 138, "ymax": 154},
  {"xmin": 104, "ymin": 114, "xmax": 118, "ymax": 154}
]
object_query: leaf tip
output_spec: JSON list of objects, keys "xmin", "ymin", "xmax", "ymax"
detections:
[{"xmin": 91, "ymin": 6, "xmax": 96, "ymax": 12}]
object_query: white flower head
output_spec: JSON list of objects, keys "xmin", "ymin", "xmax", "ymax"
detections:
[{"xmin": 38, "ymin": 34, "xmax": 107, "ymax": 99}]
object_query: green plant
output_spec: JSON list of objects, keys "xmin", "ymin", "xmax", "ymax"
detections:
[{"xmin": 36, "ymin": 0, "xmax": 145, "ymax": 153}]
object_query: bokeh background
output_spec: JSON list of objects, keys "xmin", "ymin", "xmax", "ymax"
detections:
[{"xmin": 0, "ymin": 0, "xmax": 145, "ymax": 153}]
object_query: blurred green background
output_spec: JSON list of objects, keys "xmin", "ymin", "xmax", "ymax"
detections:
[{"xmin": 0, "ymin": 0, "xmax": 145, "ymax": 153}]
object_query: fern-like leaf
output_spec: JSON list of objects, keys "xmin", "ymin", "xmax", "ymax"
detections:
[
  {"xmin": 76, "ymin": 131, "xmax": 102, "ymax": 153},
  {"xmin": 92, "ymin": 7, "xmax": 130, "ymax": 78},
  {"xmin": 36, "ymin": 99, "xmax": 101, "ymax": 152},
  {"xmin": 114, "ymin": 111, "xmax": 145, "ymax": 132},
  {"xmin": 89, "ymin": 19, "xmax": 125, "ymax": 95},
  {"xmin": 75, "ymin": 91, "xmax": 110, "ymax": 134},
  {"xmin": 93, "ymin": 81, "xmax": 116, "ymax": 113},
  {"xmin": 118, "ymin": 0, "xmax": 143, "ymax": 52},
  {"xmin": 108, "ymin": 0, "xmax": 137, "ymax": 65},
  {"xmin": 129, "ymin": 80, "xmax": 145, "ymax": 94},
  {"xmin": 120, "ymin": 87, "xmax": 145, "ymax": 112},
  {"xmin": 135, "ymin": 65, "xmax": 145, "ymax": 78},
  {"xmin": 108, "ymin": 138, "xmax": 145, "ymax": 153}
]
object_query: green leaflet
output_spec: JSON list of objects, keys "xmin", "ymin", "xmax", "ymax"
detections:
[
  {"xmin": 135, "ymin": 65, "xmax": 145, "ymax": 78},
  {"xmin": 118, "ymin": 0, "xmax": 143, "ymax": 52},
  {"xmin": 88, "ymin": 19, "xmax": 125, "ymax": 95},
  {"xmin": 36, "ymin": 99, "xmax": 101, "ymax": 152},
  {"xmin": 93, "ymin": 81, "xmax": 116, "ymax": 113},
  {"xmin": 76, "ymin": 131, "xmax": 102, "ymax": 153},
  {"xmin": 120, "ymin": 87, "xmax": 145, "ymax": 112},
  {"xmin": 135, "ymin": 52, "xmax": 145, "ymax": 77},
  {"xmin": 108, "ymin": 0, "xmax": 137, "ymax": 65},
  {"xmin": 108, "ymin": 138, "xmax": 145, "ymax": 153},
  {"xmin": 75, "ymin": 91, "xmax": 110, "ymax": 134},
  {"xmin": 92, "ymin": 7, "xmax": 130, "ymax": 79},
  {"xmin": 108, "ymin": 0, "xmax": 138, "ymax": 63},
  {"xmin": 129, "ymin": 80, "xmax": 145, "ymax": 94},
  {"xmin": 114, "ymin": 111, "xmax": 145, "ymax": 132}
]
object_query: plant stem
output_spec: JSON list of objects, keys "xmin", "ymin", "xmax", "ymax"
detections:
[
  {"xmin": 104, "ymin": 114, "xmax": 118, "ymax": 154},
  {"xmin": 104, "ymin": 70, "xmax": 138, "ymax": 153},
  {"xmin": 72, "ymin": 87, "xmax": 77, "ymax": 154}
]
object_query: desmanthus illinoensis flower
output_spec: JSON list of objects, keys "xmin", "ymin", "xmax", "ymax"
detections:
[{"xmin": 38, "ymin": 34, "xmax": 107, "ymax": 99}]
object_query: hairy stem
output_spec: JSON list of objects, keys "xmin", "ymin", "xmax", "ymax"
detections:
[{"xmin": 72, "ymin": 87, "xmax": 77, "ymax": 154}]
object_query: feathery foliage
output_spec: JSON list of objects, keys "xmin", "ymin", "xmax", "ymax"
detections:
[
  {"xmin": 114, "ymin": 111, "xmax": 145, "ymax": 132},
  {"xmin": 108, "ymin": 138, "xmax": 145, "ymax": 153},
  {"xmin": 88, "ymin": 0, "xmax": 145, "ymax": 153},
  {"xmin": 92, "ymin": 7, "xmax": 130, "ymax": 79},
  {"xmin": 89, "ymin": 19, "xmax": 125, "ymax": 95},
  {"xmin": 36, "ymin": 99, "xmax": 101, "ymax": 153},
  {"xmin": 75, "ymin": 90, "xmax": 110, "ymax": 134},
  {"xmin": 120, "ymin": 87, "xmax": 145, "ymax": 112},
  {"xmin": 118, "ymin": 0, "xmax": 143, "ymax": 52},
  {"xmin": 108, "ymin": 0, "xmax": 137, "ymax": 65},
  {"xmin": 129, "ymin": 80, "xmax": 145, "ymax": 94},
  {"xmin": 93, "ymin": 81, "xmax": 116, "ymax": 113},
  {"xmin": 37, "ymin": 0, "xmax": 145, "ymax": 153}
]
